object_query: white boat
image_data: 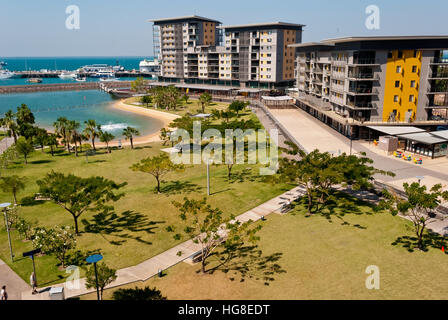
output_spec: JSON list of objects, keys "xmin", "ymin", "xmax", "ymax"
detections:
[
  {"xmin": 139, "ymin": 58, "xmax": 160, "ymax": 75},
  {"xmin": 75, "ymin": 77, "xmax": 87, "ymax": 82},
  {"xmin": 59, "ymin": 71, "xmax": 77, "ymax": 79},
  {"xmin": 0, "ymin": 63, "xmax": 15, "ymax": 79}
]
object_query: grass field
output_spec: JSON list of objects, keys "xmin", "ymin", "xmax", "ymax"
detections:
[
  {"xmin": 82, "ymin": 193, "xmax": 448, "ymax": 300},
  {"xmin": 0, "ymin": 141, "xmax": 291, "ymax": 287}
]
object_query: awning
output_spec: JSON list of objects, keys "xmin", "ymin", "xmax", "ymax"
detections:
[
  {"xmin": 366, "ymin": 126, "xmax": 426, "ymax": 136},
  {"xmin": 431, "ymin": 130, "xmax": 448, "ymax": 140},
  {"xmin": 398, "ymin": 132, "xmax": 448, "ymax": 145},
  {"xmin": 261, "ymin": 96, "xmax": 294, "ymax": 101}
]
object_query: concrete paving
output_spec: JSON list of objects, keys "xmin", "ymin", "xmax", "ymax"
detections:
[
  {"xmin": 21, "ymin": 186, "xmax": 306, "ymax": 300},
  {"xmin": 0, "ymin": 259, "xmax": 30, "ymax": 300},
  {"xmin": 0, "ymin": 137, "xmax": 14, "ymax": 155}
]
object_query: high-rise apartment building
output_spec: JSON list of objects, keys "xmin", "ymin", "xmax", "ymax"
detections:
[
  {"xmin": 151, "ymin": 16, "xmax": 304, "ymax": 89},
  {"xmin": 290, "ymin": 36, "xmax": 448, "ymax": 137}
]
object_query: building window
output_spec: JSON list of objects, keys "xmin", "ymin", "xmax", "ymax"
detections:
[
  {"xmin": 412, "ymin": 65, "xmax": 417, "ymax": 73},
  {"xmin": 395, "ymin": 80, "xmax": 400, "ymax": 88},
  {"xmin": 409, "ymin": 95, "xmax": 414, "ymax": 102},
  {"xmin": 410, "ymin": 80, "xmax": 416, "ymax": 88},
  {"xmin": 413, "ymin": 50, "xmax": 418, "ymax": 58},
  {"xmin": 394, "ymin": 95, "xmax": 399, "ymax": 102},
  {"xmin": 398, "ymin": 51, "xmax": 403, "ymax": 59},
  {"xmin": 387, "ymin": 51, "xmax": 393, "ymax": 59},
  {"xmin": 396, "ymin": 66, "xmax": 402, "ymax": 73}
]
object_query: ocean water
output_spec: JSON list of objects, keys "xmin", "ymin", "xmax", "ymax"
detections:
[
  {"xmin": 0, "ymin": 90, "xmax": 163, "ymax": 139},
  {"xmin": 0, "ymin": 56, "xmax": 153, "ymax": 86}
]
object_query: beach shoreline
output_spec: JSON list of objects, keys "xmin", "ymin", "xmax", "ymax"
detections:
[{"xmin": 98, "ymin": 99, "xmax": 180, "ymax": 147}]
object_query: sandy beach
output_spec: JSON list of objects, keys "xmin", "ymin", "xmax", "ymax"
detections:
[{"xmin": 96, "ymin": 100, "xmax": 180, "ymax": 148}]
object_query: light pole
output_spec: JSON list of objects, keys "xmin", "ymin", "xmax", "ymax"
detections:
[
  {"xmin": 86, "ymin": 254, "xmax": 103, "ymax": 301},
  {"xmin": 1, "ymin": 203, "xmax": 13, "ymax": 262},
  {"xmin": 206, "ymin": 158, "xmax": 210, "ymax": 196}
]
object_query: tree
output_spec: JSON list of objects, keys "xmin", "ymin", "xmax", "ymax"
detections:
[
  {"xmin": 171, "ymin": 198, "xmax": 262, "ymax": 274},
  {"xmin": 113, "ymin": 287, "xmax": 166, "ymax": 301},
  {"xmin": 228, "ymin": 100, "xmax": 249, "ymax": 117},
  {"xmin": 131, "ymin": 77, "xmax": 148, "ymax": 93},
  {"xmin": 0, "ymin": 175, "xmax": 25, "ymax": 204},
  {"xmin": 16, "ymin": 217, "xmax": 34, "ymax": 241},
  {"xmin": 122, "ymin": 126, "xmax": 140, "ymax": 149},
  {"xmin": 141, "ymin": 95, "xmax": 152, "ymax": 107},
  {"xmin": 130, "ymin": 153, "xmax": 184, "ymax": 193},
  {"xmin": 33, "ymin": 128, "xmax": 48, "ymax": 152},
  {"xmin": 15, "ymin": 137, "xmax": 34, "ymax": 164},
  {"xmin": 182, "ymin": 94, "xmax": 189, "ymax": 106},
  {"xmin": 36, "ymin": 171, "xmax": 127, "ymax": 234},
  {"xmin": 159, "ymin": 128, "xmax": 171, "ymax": 146},
  {"xmin": 380, "ymin": 183, "xmax": 448, "ymax": 250},
  {"xmin": 83, "ymin": 120, "xmax": 99, "ymax": 151},
  {"xmin": 199, "ymin": 92, "xmax": 212, "ymax": 113},
  {"xmin": 0, "ymin": 110, "xmax": 18, "ymax": 144},
  {"xmin": 99, "ymin": 131, "xmax": 115, "ymax": 154},
  {"xmin": 16, "ymin": 104, "xmax": 36, "ymax": 140},
  {"xmin": 276, "ymin": 146, "xmax": 394, "ymax": 215},
  {"xmin": 68, "ymin": 120, "xmax": 81, "ymax": 157},
  {"xmin": 45, "ymin": 133, "xmax": 58, "ymax": 156},
  {"xmin": 212, "ymin": 109, "xmax": 235, "ymax": 123},
  {"xmin": 85, "ymin": 262, "xmax": 117, "ymax": 300},
  {"xmin": 53, "ymin": 117, "xmax": 70, "ymax": 151},
  {"xmin": 0, "ymin": 146, "xmax": 18, "ymax": 176}
]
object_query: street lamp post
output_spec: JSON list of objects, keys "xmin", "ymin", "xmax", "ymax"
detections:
[
  {"xmin": 206, "ymin": 158, "xmax": 210, "ymax": 196},
  {"xmin": 86, "ymin": 254, "xmax": 103, "ymax": 301},
  {"xmin": 1, "ymin": 203, "xmax": 13, "ymax": 262}
]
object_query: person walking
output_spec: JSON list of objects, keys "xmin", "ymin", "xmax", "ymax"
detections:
[
  {"xmin": 30, "ymin": 272, "xmax": 37, "ymax": 295},
  {"xmin": 0, "ymin": 285, "xmax": 7, "ymax": 300}
]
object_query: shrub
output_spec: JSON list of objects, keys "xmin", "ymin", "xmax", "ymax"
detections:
[
  {"xmin": 20, "ymin": 195, "xmax": 39, "ymax": 207},
  {"xmin": 16, "ymin": 217, "xmax": 34, "ymax": 241},
  {"xmin": 113, "ymin": 287, "xmax": 167, "ymax": 301}
]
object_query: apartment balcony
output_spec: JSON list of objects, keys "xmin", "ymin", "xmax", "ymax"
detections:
[
  {"xmin": 330, "ymin": 85, "xmax": 345, "ymax": 93},
  {"xmin": 426, "ymin": 87, "xmax": 448, "ymax": 94},
  {"xmin": 425, "ymin": 102, "xmax": 448, "ymax": 109},
  {"xmin": 345, "ymin": 101, "xmax": 375, "ymax": 110},
  {"xmin": 347, "ymin": 87, "xmax": 379, "ymax": 95},
  {"xmin": 348, "ymin": 58, "xmax": 381, "ymax": 66},
  {"xmin": 331, "ymin": 60, "xmax": 347, "ymax": 67},
  {"xmin": 430, "ymin": 58, "xmax": 448, "ymax": 65},
  {"xmin": 347, "ymin": 73, "xmax": 379, "ymax": 81},
  {"xmin": 428, "ymin": 71, "xmax": 448, "ymax": 79},
  {"xmin": 331, "ymin": 72, "xmax": 345, "ymax": 80}
]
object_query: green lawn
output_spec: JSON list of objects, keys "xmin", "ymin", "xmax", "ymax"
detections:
[
  {"xmin": 0, "ymin": 142, "xmax": 291, "ymax": 287},
  {"xmin": 82, "ymin": 193, "xmax": 448, "ymax": 300}
]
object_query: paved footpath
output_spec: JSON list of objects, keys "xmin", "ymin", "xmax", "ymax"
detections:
[
  {"xmin": 22, "ymin": 186, "xmax": 306, "ymax": 300},
  {"xmin": 0, "ymin": 137, "xmax": 14, "ymax": 155},
  {"xmin": 0, "ymin": 259, "xmax": 30, "ymax": 300}
]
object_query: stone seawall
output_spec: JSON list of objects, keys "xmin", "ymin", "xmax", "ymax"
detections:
[{"xmin": 0, "ymin": 81, "xmax": 131, "ymax": 94}]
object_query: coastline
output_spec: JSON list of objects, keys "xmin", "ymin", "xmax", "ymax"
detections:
[{"xmin": 98, "ymin": 99, "xmax": 180, "ymax": 147}]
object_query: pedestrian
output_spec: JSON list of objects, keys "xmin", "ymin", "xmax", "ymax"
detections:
[
  {"xmin": 30, "ymin": 272, "xmax": 37, "ymax": 295},
  {"xmin": 0, "ymin": 285, "xmax": 7, "ymax": 300}
]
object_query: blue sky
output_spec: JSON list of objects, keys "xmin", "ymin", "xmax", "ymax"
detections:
[{"xmin": 1, "ymin": 0, "xmax": 447, "ymax": 57}]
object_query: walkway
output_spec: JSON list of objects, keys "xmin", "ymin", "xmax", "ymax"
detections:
[
  {"xmin": 0, "ymin": 137, "xmax": 14, "ymax": 155},
  {"xmin": 21, "ymin": 186, "xmax": 306, "ymax": 300},
  {"xmin": 0, "ymin": 259, "xmax": 30, "ymax": 300}
]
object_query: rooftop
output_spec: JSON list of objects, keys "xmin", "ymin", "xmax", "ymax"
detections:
[
  {"xmin": 220, "ymin": 21, "xmax": 305, "ymax": 30},
  {"xmin": 149, "ymin": 15, "xmax": 222, "ymax": 24}
]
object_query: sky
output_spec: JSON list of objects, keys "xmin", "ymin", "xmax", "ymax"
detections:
[{"xmin": 1, "ymin": 0, "xmax": 448, "ymax": 57}]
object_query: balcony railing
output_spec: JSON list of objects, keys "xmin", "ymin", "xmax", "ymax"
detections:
[
  {"xmin": 347, "ymin": 73, "xmax": 379, "ymax": 80},
  {"xmin": 346, "ymin": 101, "xmax": 375, "ymax": 109},
  {"xmin": 348, "ymin": 58, "xmax": 381, "ymax": 66},
  {"xmin": 430, "ymin": 58, "xmax": 448, "ymax": 64},
  {"xmin": 347, "ymin": 87, "xmax": 378, "ymax": 95}
]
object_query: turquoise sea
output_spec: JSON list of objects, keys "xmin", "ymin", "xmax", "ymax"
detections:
[{"xmin": 0, "ymin": 90, "xmax": 163, "ymax": 139}]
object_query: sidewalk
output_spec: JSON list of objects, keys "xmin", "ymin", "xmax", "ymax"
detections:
[
  {"xmin": 22, "ymin": 186, "xmax": 306, "ymax": 300},
  {"xmin": 0, "ymin": 259, "xmax": 30, "ymax": 300}
]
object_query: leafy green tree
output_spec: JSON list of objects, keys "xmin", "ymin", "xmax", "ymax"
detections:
[
  {"xmin": 53, "ymin": 117, "xmax": 70, "ymax": 151},
  {"xmin": 199, "ymin": 92, "xmax": 212, "ymax": 113},
  {"xmin": 212, "ymin": 109, "xmax": 236, "ymax": 123},
  {"xmin": 99, "ymin": 131, "xmax": 115, "ymax": 154},
  {"xmin": 85, "ymin": 262, "xmax": 117, "ymax": 300},
  {"xmin": 228, "ymin": 100, "xmax": 249, "ymax": 117},
  {"xmin": 159, "ymin": 128, "xmax": 172, "ymax": 146},
  {"xmin": 122, "ymin": 126, "xmax": 140, "ymax": 149},
  {"xmin": 15, "ymin": 137, "xmax": 34, "ymax": 164},
  {"xmin": 0, "ymin": 110, "xmax": 19, "ymax": 144},
  {"xmin": 0, "ymin": 146, "xmax": 18, "ymax": 176},
  {"xmin": 33, "ymin": 128, "xmax": 48, "ymax": 152},
  {"xmin": 45, "ymin": 133, "xmax": 59, "ymax": 156},
  {"xmin": 83, "ymin": 120, "xmax": 99, "ymax": 151},
  {"xmin": 380, "ymin": 183, "xmax": 448, "ymax": 250},
  {"xmin": 171, "ymin": 198, "xmax": 262, "ymax": 274},
  {"xmin": 182, "ymin": 94, "xmax": 189, "ymax": 105},
  {"xmin": 131, "ymin": 77, "xmax": 148, "ymax": 93},
  {"xmin": 141, "ymin": 95, "xmax": 152, "ymax": 107},
  {"xmin": 276, "ymin": 145, "xmax": 394, "ymax": 215},
  {"xmin": 16, "ymin": 217, "xmax": 34, "ymax": 241},
  {"xmin": 0, "ymin": 175, "xmax": 25, "ymax": 204},
  {"xmin": 16, "ymin": 104, "xmax": 36, "ymax": 140},
  {"xmin": 36, "ymin": 171, "xmax": 127, "ymax": 234},
  {"xmin": 113, "ymin": 287, "xmax": 166, "ymax": 301},
  {"xmin": 130, "ymin": 153, "xmax": 184, "ymax": 193}
]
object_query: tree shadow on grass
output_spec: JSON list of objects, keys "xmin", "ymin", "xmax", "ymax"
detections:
[
  {"xmin": 205, "ymin": 245, "xmax": 286, "ymax": 286},
  {"xmin": 29, "ymin": 159, "xmax": 54, "ymax": 165},
  {"xmin": 134, "ymin": 146, "xmax": 153, "ymax": 150},
  {"xmin": 159, "ymin": 180, "xmax": 203, "ymax": 195},
  {"xmin": 81, "ymin": 209, "xmax": 165, "ymax": 246},
  {"xmin": 392, "ymin": 231, "xmax": 448, "ymax": 253}
]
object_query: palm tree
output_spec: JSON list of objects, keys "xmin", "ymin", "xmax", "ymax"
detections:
[
  {"xmin": 83, "ymin": 119, "xmax": 99, "ymax": 151},
  {"xmin": 1, "ymin": 110, "xmax": 18, "ymax": 144},
  {"xmin": 53, "ymin": 117, "xmax": 70, "ymax": 152},
  {"xmin": 122, "ymin": 127, "xmax": 140, "ymax": 149},
  {"xmin": 0, "ymin": 175, "xmax": 25, "ymax": 204},
  {"xmin": 199, "ymin": 92, "xmax": 212, "ymax": 113},
  {"xmin": 45, "ymin": 133, "xmax": 58, "ymax": 156},
  {"xmin": 68, "ymin": 120, "xmax": 81, "ymax": 157},
  {"xmin": 99, "ymin": 131, "xmax": 115, "ymax": 154}
]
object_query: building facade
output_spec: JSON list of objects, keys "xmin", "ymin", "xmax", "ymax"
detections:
[
  {"xmin": 151, "ymin": 16, "xmax": 304, "ymax": 89},
  {"xmin": 290, "ymin": 36, "xmax": 448, "ymax": 137}
]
